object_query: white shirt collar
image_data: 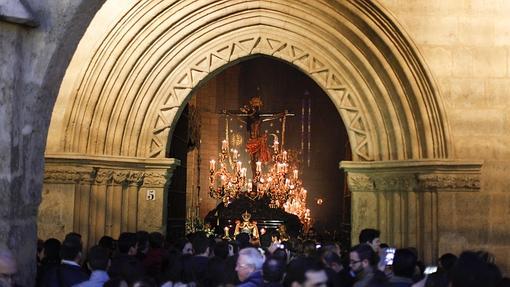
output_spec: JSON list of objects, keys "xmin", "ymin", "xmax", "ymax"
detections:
[{"xmin": 61, "ymin": 259, "xmax": 81, "ymax": 267}]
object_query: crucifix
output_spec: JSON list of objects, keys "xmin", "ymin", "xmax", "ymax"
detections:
[{"xmin": 223, "ymin": 95, "xmax": 295, "ymax": 180}]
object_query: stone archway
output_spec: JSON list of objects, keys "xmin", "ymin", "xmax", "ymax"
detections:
[{"xmin": 42, "ymin": 0, "xmax": 481, "ymax": 265}]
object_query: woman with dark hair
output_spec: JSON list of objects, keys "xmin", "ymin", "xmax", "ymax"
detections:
[{"xmin": 36, "ymin": 238, "xmax": 61, "ymax": 287}]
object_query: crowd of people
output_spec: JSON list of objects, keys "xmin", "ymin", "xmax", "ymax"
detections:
[{"xmin": 1, "ymin": 227, "xmax": 509, "ymax": 287}]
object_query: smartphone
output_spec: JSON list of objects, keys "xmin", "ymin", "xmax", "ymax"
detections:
[
  {"xmin": 383, "ymin": 247, "xmax": 396, "ymax": 266},
  {"xmin": 424, "ymin": 266, "xmax": 438, "ymax": 275}
]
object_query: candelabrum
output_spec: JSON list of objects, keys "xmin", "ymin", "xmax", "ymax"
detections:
[
  {"xmin": 209, "ymin": 140, "xmax": 247, "ymax": 206},
  {"xmin": 254, "ymin": 147, "xmax": 303, "ymax": 209},
  {"xmin": 283, "ymin": 189, "xmax": 311, "ymax": 228},
  {"xmin": 209, "ymin": 136, "xmax": 312, "ymax": 225}
]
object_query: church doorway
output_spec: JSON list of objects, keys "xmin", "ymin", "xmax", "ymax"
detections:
[{"xmin": 168, "ymin": 56, "xmax": 351, "ymax": 243}]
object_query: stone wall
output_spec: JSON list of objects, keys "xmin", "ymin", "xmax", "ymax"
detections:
[
  {"xmin": 380, "ymin": 0, "xmax": 510, "ymax": 273},
  {"xmin": 0, "ymin": 0, "xmax": 104, "ymax": 285}
]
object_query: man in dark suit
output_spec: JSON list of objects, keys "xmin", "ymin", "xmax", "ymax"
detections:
[{"xmin": 41, "ymin": 236, "xmax": 88, "ymax": 287}]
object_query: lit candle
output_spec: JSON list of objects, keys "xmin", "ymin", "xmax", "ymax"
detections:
[
  {"xmin": 282, "ymin": 151, "xmax": 288, "ymax": 161},
  {"xmin": 236, "ymin": 161, "xmax": 242, "ymax": 171},
  {"xmin": 247, "ymin": 180, "xmax": 253, "ymax": 190},
  {"xmin": 233, "ymin": 149, "xmax": 238, "ymax": 159},
  {"xmin": 210, "ymin": 160, "xmax": 216, "ymax": 171},
  {"xmin": 221, "ymin": 175, "xmax": 226, "ymax": 184},
  {"xmin": 293, "ymin": 169, "xmax": 298, "ymax": 179},
  {"xmin": 274, "ymin": 140, "xmax": 279, "ymax": 153},
  {"xmin": 222, "ymin": 140, "xmax": 228, "ymax": 151},
  {"xmin": 241, "ymin": 167, "xmax": 247, "ymax": 178},
  {"xmin": 256, "ymin": 161, "xmax": 262, "ymax": 172}
]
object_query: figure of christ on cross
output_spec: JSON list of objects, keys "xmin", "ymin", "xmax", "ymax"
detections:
[{"xmin": 224, "ymin": 95, "xmax": 294, "ymax": 184}]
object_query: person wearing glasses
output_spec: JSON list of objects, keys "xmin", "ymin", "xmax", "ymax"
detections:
[
  {"xmin": 349, "ymin": 244, "xmax": 379, "ymax": 287},
  {"xmin": 235, "ymin": 248, "xmax": 264, "ymax": 287}
]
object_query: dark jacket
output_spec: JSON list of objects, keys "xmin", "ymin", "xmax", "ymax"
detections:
[
  {"xmin": 389, "ymin": 276, "xmax": 414, "ymax": 287},
  {"xmin": 109, "ymin": 254, "xmax": 145, "ymax": 284},
  {"xmin": 41, "ymin": 262, "xmax": 89, "ymax": 287},
  {"xmin": 237, "ymin": 270, "xmax": 263, "ymax": 287}
]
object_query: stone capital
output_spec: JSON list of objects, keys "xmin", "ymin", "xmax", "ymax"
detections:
[
  {"xmin": 45, "ymin": 153, "xmax": 181, "ymax": 187},
  {"xmin": 341, "ymin": 159, "xmax": 483, "ymax": 192},
  {"xmin": 44, "ymin": 166, "xmax": 95, "ymax": 184},
  {"xmin": 127, "ymin": 171, "xmax": 144, "ymax": 187},
  {"xmin": 141, "ymin": 170, "xmax": 169, "ymax": 188}
]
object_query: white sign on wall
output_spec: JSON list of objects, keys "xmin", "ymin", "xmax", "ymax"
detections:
[{"xmin": 146, "ymin": 190, "xmax": 156, "ymax": 201}]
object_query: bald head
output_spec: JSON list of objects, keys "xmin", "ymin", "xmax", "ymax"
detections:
[{"xmin": 0, "ymin": 249, "xmax": 17, "ymax": 287}]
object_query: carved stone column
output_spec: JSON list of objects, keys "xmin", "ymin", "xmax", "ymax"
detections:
[
  {"xmin": 341, "ymin": 160, "xmax": 482, "ymax": 264},
  {"xmin": 126, "ymin": 171, "xmax": 144, "ymax": 232},
  {"xmin": 42, "ymin": 154, "xmax": 180, "ymax": 245},
  {"xmin": 139, "ymin": 169, "xmax": 172, "ymax": 233}
]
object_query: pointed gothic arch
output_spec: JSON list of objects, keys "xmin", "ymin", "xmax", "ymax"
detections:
[{"xmin": 47, "ymin": 0, "xmax": 450, "ymax": 162}]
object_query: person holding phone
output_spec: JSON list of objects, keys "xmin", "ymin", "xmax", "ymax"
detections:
[{"xmin": 388, "ymin": 249, "xmax": 417, "ymax": 287}]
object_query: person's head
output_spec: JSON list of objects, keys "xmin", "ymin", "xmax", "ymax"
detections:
[
  {"xmin": 43, "ymin": 238, "xmax": 61, "ymax": 260},
  {"xmin": 87, "ymin": 245, "xmax": 110, "ymax": 271},
  {"xmin": 359, "ymin": 229, "xmax": 381, "ymax": 252},
  {"xmin": 98, "ymin": 236, "xmax": 114, "ymax": 251},
  {"xmin": 392, "ymin": 248, "xmax": 417, "ymax": 278},
  {"xmin": 271, "ymin": 248, "xmax": 288, "ymax": 263},
  {"xmin": 237, "ymin": 232, "xmax": 251, "ymax": 249},
  {"xmin": 213, "ymin": 240, "xmax": 229, "ymax": 260},
  {"xmin": 249, "ymin": 96, "xmax": 263, "ymax": 109},
  {"xmin": 270, "ymin": 231, "xmax": 280, "ymax": 243},
  {"xmin": 98, "ymin": 236, "xmax": 115, "ymax": 258},
  {"xmin": 321, "ymin": 250, "xmax": 343, "ymax": 273},
  {"xmin": 60, "ymin": 237, "xmax": 83, "ymax": 262},
  {"xmin": 0, "ymin": 249, "xmax": 17, "ymax": 287},
  {"xmin": 349, "ymin": 244, "xmax": 378, "ymax": 275},
  {"xmin": 450, "ymin": 251, "xmax": 500, "ymax": 287},
  {"xmin": 65, "ymin": 232, "xmax": 82, "ymax": 244},
  {"xmin": 175, "ymin": 237, "xmax": 193, "ymax": 255},
  {"xmin": 263, "ymin": 258, "xmax": 285, "ymax": 283},
  {"xmin": 283, "ymin": 257, "xmax": 327, "ymax": 287},
  {"xmin": 302, "ymin": 240, "xmax": 318, "ymax": 258},
  {"xmin": 64, "ymin": 232, "xmax": 83, "ymax": 251},
  {"xmin": 148, "ymin": 232, "xmax": 164, "ymax": 249},
  {"xmin": 117, "ymin": 232, "xmax": 138, "ymax": 255},
  {"xmin": 235, "ymin": 247, "xmax": 264, "ymax": 282},
  {"xmin": 182, "ymin": 241, "xmax": 193, "ymax": 255},
  {"xmin": 438, "ymin": 253, "xmax": 457, "ymax": 271},
  {"xmin": 136, "ymin": 231, "xmax": 150, "ymax": 254},
  {"xmin": 192, "ymin": 232, "xmax": 210, "ymax": 256},
  {"xmin": 321, "ymin": 241, "xmax": 341, "ymax": 257}
]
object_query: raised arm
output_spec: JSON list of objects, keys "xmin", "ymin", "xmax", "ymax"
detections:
[
  {"xmin": 261, "ymin": 110, "xmax": 288, "ymax": 122},
  {"xmin": 224, "ymin": 109, "xmax": 248, "ymax": 124}
]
